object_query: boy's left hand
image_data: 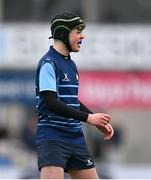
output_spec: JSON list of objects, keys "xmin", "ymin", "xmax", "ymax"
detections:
[{"xmin": 96, "ymin": 123, "xmax": 114, "ymax": 140}]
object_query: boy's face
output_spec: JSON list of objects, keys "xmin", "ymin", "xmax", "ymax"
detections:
[{"xmin": 69, "ymin": 26, "xmax": 85, "ymax": 52}]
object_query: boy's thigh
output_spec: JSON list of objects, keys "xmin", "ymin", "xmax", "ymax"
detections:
[
  {"xmin": 69, "ymin": 167, "xmax": 99, "ymax": 179},
  {"xmin": 41, "ymin": 166, "xmax": 64, "ymax": 179}
]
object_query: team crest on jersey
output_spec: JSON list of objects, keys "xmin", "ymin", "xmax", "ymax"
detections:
[
  {"xmin": 62, "ymin": 73, "xmax": 70, "ymax": 81},
  {"xmin": 76, "ymin": 73, "xmax": 79, "ymax": 81}
]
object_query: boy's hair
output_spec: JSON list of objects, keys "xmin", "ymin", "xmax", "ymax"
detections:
[{"xmin": 49, "ymin": 12, "xmax": 85, "ymax": 51}]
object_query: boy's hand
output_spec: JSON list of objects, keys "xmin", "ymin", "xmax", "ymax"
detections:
[
  {"xmin": 87, "ymin": 113, "xmax": 111, "ymax": 127},
  {"xmin": 97, "ymin": 123, "xmax": 114, "ymax": 140}
]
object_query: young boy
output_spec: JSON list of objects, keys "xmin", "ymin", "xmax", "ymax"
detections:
[{"xmin": 35, "ymin": 12, "xmax": 114, "ymax": 179}]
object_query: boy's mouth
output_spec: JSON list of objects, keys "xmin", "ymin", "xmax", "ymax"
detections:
[{"xmin": 78, "ymin": 41, "xmax": 82, "ymax": 47}]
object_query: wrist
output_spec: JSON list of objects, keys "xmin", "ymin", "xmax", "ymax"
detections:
[{"xmin": 87, "ymin": 114, "xmax": 92, "ymax": 124}]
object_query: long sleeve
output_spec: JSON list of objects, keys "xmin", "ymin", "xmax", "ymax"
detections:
[{"xmin": 41, "ymin": 91, "xmax": 89, "ymax": 122}]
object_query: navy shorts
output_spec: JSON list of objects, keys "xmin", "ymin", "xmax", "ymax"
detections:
[{"xmin": 36, "ymin": 141, "xmax": 95, "ymax": 172}]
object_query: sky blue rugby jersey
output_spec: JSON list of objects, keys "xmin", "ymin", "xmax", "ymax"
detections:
[{"xmin": 35, "ymin": 46, "xmax": 85, "ymax": 144}]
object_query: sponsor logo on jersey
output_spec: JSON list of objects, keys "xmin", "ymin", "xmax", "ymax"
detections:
[{"xmin": 62, "ymin": 73, "xmax": 70, "ymax": 81}]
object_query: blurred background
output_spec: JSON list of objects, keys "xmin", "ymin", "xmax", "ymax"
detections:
[{"xmin": 0, "ymin": 0, "xmax": 151, "ymax": 179}]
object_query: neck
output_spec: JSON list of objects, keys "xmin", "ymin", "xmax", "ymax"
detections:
[{"xmin": 53, "ymin": 40, "xmax": 70, "ymax": 56}]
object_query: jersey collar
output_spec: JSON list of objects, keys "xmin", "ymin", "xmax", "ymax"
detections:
[{"xmin": 50, "ymin": 46, "xmax": 71, "ymax": 60}]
